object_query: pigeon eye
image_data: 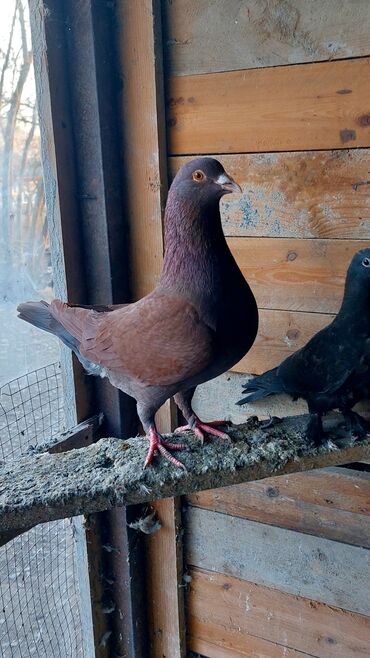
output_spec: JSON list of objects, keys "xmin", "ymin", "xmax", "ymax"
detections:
[
  {"xmin": 362, "ymin": 257, "xmax": 370, "ymax": 267},
  {"xmin": 192, "ymin": 170, "xmax": 205, "ymax": 182}
]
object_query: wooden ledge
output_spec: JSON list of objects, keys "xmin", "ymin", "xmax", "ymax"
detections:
[{"xmin": 0, "ymin": 414, "xmax": 369, "ymax": 542}]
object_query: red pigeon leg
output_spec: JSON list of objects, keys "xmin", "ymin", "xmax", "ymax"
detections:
[
  {"xmin": 175, "ymin": 415, "xmax": 230, "ymax": 443},
  {"xmin": 144, "ymin": 424, "xmax": 187, "ymax": 469},
  {"xmin": 174, "ymin": 390, "xmax": 230, "ymax": 444}
]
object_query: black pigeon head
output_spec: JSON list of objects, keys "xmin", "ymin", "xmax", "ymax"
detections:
[
  {"xmin": 347, "ymin": 248, "xmax": 370, "ymax": 281},
  {"xmin": 170, "ymin": 157, "xmax": 241, "ymax": 204},
  {"xmin": 341, "ymin": 248, "xmax": 370, "ymax": 311}
]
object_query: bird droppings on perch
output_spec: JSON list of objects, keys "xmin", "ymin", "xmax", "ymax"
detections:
[{"xmin": 0, "ymin": 414, "xmax": 369, "ymax": 540}]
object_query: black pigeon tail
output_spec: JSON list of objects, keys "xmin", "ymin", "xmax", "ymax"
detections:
[
  {"xmin": 237, "ymin": 367, "xmax": 283, "ymax": 405},
  {"xmin": 17, "ymin": 301, "xmax": 79, "ymax": 352}
]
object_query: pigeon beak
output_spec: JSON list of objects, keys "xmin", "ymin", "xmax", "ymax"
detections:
[{"xmin": 215, "ymin": 173, "xmax": 242, "ymax": 195}]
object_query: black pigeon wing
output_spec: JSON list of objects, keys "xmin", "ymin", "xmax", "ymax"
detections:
[{"xmin": 278, "ymin": 321, "xmax": 357, "ymax": 397}]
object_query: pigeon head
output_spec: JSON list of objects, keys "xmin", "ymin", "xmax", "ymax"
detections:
[
  {"xmin": 347, "ymin": 249, "xmax": 370, "ymax": 282},
  {"xmin": 170, "ymin": 157, "xmax": 241, "ymax": 205},
  {"xmin": 341, "ymin": 248, "xmax": 370, "ymax": 314}
]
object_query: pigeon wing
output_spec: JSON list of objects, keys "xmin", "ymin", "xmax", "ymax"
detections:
[
  {"xmin": 278, "ymin": 322, "xmax": 358, "ymax": 396},
  {"xmin": 51, "ymin": 293, "xmax": 214, "ymax": 387}
]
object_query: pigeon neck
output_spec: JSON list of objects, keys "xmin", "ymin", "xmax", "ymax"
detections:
[
  {"xmin": 160, "ymin": 192, "xmax": 228, "ymax": 309},
  {"xmin": 340, "ymin": 276, "xmax": 370, "ymax": 327}
]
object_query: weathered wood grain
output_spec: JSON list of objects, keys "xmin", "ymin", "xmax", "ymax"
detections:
[
  {"xmin": 170, "ymin": 150, "xmax": 370, "ymax": 239},
  {"xmin": 145, "ymin": 496, "xmax": 186, "ymax": 658},
  {"xmin": 1, "ymin": 415, "xmax": 370, "ymax": 538},
  {"xmin": 117, "ymin": 0, "xmax": 168, "ymax": 300},
  {"xmin": 167, "ymin": 58, "xmax": 370, "ymax": 154},
  {"xmin": 146, "ymin": 400, "xmax": 185, "ymax": 658},
  {"xmin": 229, "ymin": 237, "xmax": 370, "ymax": 314},
  {"xmin": 188, "ymin": 636, "xmax": 312, "ymax": 658},
  {"xmin": 234, "ymin": 308, "xmax": 332, "ymax": 374},
  {"xmin": 187, "ymin": 467, "xmax": 370, "ymax": 547},
  {"xmin": 30, "ymin": 5, "xmax": 95, "ymax": 656},
  {"xmin": 116, "ymin": 3, "xmax": 186, "ymax": 656},
  {"xmin": 185, "ymin": 507, "xmax": 370, "ymax": 615},
  {"xmin": 192, "ymin": 372, "xmax": 308, "ymax": 423},
  {"xmin": 164, "ymin": 0, "xmax": 370, "ymax": 76},
  {"xmin": 192, "ymin": 372, "xmax": 370, "ymax": 427},
  {"xmin": 189, "ymin": 637, "xmax": 312, "ymax": 658},
  {"xmin": 187, "ymin": 569, "xmax": 370, "ymax": 658}
]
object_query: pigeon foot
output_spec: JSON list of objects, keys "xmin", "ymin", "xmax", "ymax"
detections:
[
  {"xmin": 144, "ymin": 425, "xmax": 186, "ymax": 469},
  {"xmin": 343, "ymin": 409, "xmax": 370, "ymax": 440},
  {"xmin": 175, "ymin": 416, "xmax": 230, "ymax": 444},
  {"xmin": 260, "ymin": 415, "xmax": 282, "ymax": 429}
]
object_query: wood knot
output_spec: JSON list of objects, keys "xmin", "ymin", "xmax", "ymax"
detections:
[
  {"xmin": 286, "ymin": 328, "xmax": 299, "ymax": 341},
  {"xmin": 340, "ymin": 128, "xmax": 356, "ymax": 143},
  {"xmin": 357, "ymin": 114, "xmax": 370, "ymax": 126},
  {"xmin": 168, "ymin": 96, "xmax": 184, "ymax": 107}
]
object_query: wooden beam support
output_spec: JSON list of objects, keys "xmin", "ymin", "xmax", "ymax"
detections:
[
  {"xmin": 33, "ymin": 2, "xmax": 149, "ymax": 656},
  {"xmin": 115, "ymin": 2, "xmax": 186, "ymax": 655},
  {"xmin": 1, "ymin": 415, "xmax": 369, "ymax": 536}
]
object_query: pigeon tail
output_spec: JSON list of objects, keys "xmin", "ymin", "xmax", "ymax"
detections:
[
  {"xmin": 237, "ymin": 367, "xmax": 283, "ymax": 405},
  {"xmin": 17, "ymin": 301, "xmax": 79, "ymax": 352},
  {"xmin": 17, "ymin": 300, "xmax": 103, "ymax": 377}
]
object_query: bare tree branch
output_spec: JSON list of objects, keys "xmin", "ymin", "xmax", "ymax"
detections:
[
  {"xmin": 0, "ymin": 0, "xmax": 18, "ymax": 102},
  {"xmin": 0, "ymin": 1, "xmax": 33, "ymax": 295},
  {"xmin": 18, "ymin": 0, "xmax": 29, "ymax": 61},
  {"xmin": 14, "ymin": 105, "xmax": 37, "ymax": 249}
]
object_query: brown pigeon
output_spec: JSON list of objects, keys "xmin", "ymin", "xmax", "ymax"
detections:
[{"xmin": 18, "ymin": 158, "xmax": 258, "ymax": 468}]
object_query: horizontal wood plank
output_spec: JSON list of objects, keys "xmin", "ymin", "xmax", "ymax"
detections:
[
  {"xmin": 170, "ymin": 150, "xmax": 370, "ymax": 239},
  {"xmin": 167, "ymin": 58, "xmax": 370, "ymax": 154},
  {"xmin": 234, "ymin": 308, "xmax": 332, "ymax": 374},
  {"xmin": 187, "ymin": 568, "xmax": 370, "ymax": 658},
  {"xmin": 229, "ymin": 237, "xmax": 370, "ymax": 314},
  {"xmin": 189, "ymin": 635, "xmax": 313, "ymax": 658},
  {"xmin": 192, "ymin": 372, "xmax": 370, "ymax": 424},
  {"xmin": 187, "ymin": 467, "xmax": 370, "ymax": 547},
  {"xmin": 164, "ymin": 0, "xmax": 370, "ymax": 76},
  {"xmin": 193, "ymin": 372, "xmax": 308, "ymax": 422},
  {"xmin": 185, "ymin": 507, "xmax": 370, "ymax": 615}
]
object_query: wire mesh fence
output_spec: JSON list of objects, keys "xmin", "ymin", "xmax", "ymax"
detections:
[{"xmin": 0, "ymin": 363, "xmax": 85, "ymax": 658}]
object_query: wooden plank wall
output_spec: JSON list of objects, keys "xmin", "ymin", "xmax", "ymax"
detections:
[
  {"xmin": 162, "ymin": 1, "xmax": 370, "ymax": 656},
  {"xmin": 185, "ymin": 468, "xmax": 370, "ymax": 658},
  {"xmin": 163, "ymin": 0, "xmax": 370, "ymax": 418}
]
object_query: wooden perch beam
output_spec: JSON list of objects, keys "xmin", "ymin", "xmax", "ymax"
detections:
[{"xmin": 0, "ymin": 415, "xmax": 369, "ymax": 542}]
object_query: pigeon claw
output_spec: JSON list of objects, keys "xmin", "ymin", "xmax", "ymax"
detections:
[
  {"xmin": 175, "ymin": 417, "xmax": 230, "ymax": 443},
  {"xmin": 144, "ymin": 426, "xmax": 187, "ymax": 470}
]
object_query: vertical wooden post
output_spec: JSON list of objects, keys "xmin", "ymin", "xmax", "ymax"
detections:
[
  {"xmin": 31, "ymin": 1, "xmax": 149, "ymax": 656},
  {"xmin": 29, "ymin": 2, "xmax": 95, "ymax": 657},
  {"xmin": 116, "ymin": 2, "xmax": 186, "ymax": 655}
]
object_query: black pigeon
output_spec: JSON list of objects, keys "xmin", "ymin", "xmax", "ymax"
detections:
[{"xmin": 237, "ymin": 249, "xmax": 370, "ymax": 445}]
